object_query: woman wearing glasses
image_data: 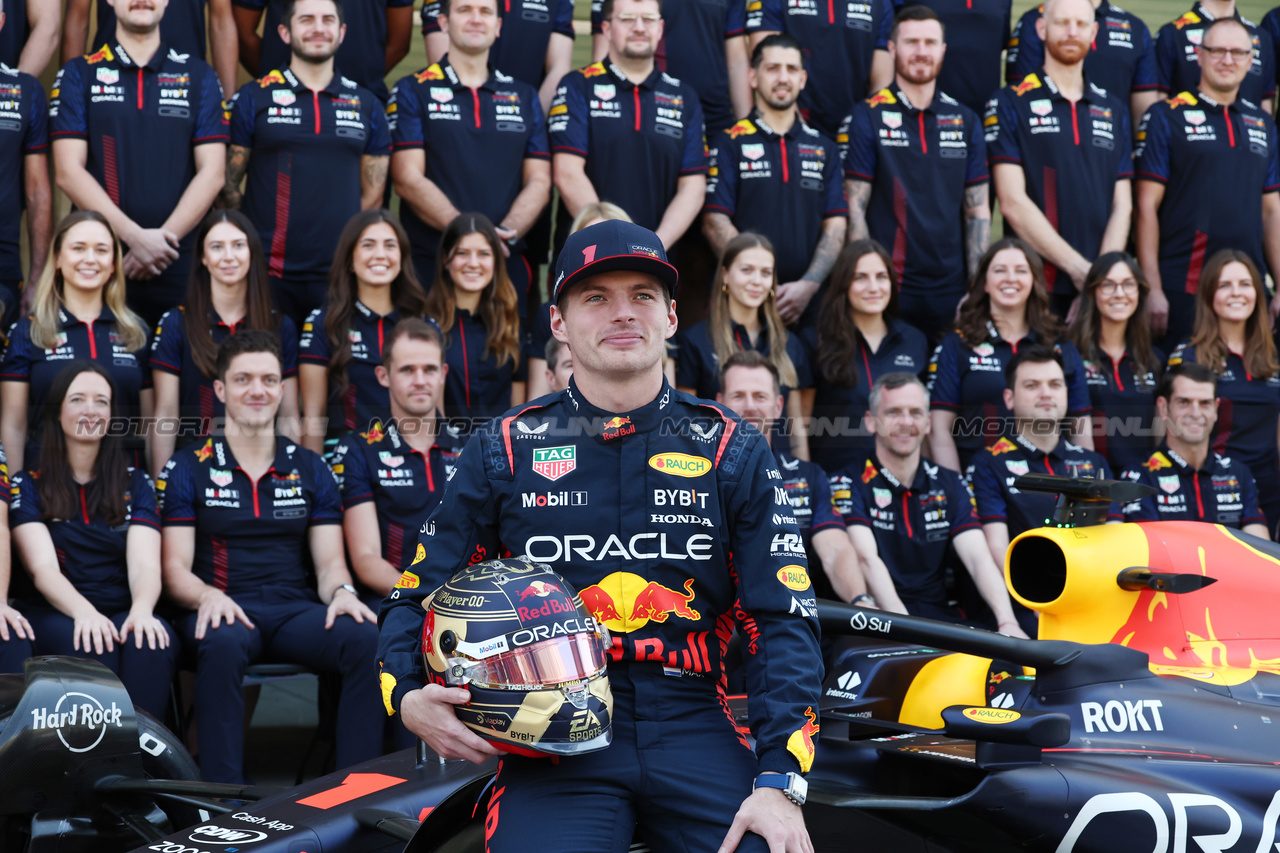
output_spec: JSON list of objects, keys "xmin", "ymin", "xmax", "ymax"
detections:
[{"xmin": 1068, "ymin": 252, "xmax": 1164, "ymax": 475}]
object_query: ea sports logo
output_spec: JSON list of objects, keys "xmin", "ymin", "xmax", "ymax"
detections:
[{"xmin": 29, "ymin": 692, "xmax": 125, "ymax": 753}]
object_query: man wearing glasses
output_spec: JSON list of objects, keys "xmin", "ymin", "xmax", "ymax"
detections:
[
  {"xmin": 1154, "ymin": 0, "xmax": 1274, "ymax": 114},
  {"xmin": 1135, "ymin": 17, "xmax": 1280, "ymax": 348},
  {"xmin": 549, "ymin": 0, "xmax": 707, "ymax": 251}
]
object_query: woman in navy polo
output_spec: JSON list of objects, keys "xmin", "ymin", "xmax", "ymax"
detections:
[
  {"xmin": 300, "ymin": 209, "xmax": 430, "ymax": 453},
  {"xmin": 151, "ymin": 210, "xmax": 300, "ymax": 477},
  {"xmin": 929, "ymin": 238, "xmax": 1093, "ymax": 474},
  {"xmin": 677, "ymin": 233, "xmax": 811, "ymax": 457},
  {"xmin": 9, "ymin": 363, "xmax": 175, "ymax": 717},
  {"xmin": 1168, "ymin": 250, "xmax": 1280, "ymax": 537},
  {"xmin": 425, "ymin": 213, "xmax": 524, "ymax": 429},
  {"xmin": 0, "ymin": 211, "xmax": 151, "ymax": 474},
  {"xmin": 802, "ymin": 240, "xmax": 929, "ymax": 476},
  {"xmin": 1069, "ymin": 252, "xmax": 1164, "ymax": 476}
]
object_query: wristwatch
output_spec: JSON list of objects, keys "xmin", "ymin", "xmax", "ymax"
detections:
[
  {"xmin": 851, "ymin": 593, "xmax": 876, "ymax": 607},
  {"xmin": 753, "ymin": 772, "xmax": 808, "ymax": 805},
  {"xmin": 337, "ymin": 583, "xmax": 358, "ymax": 597}
]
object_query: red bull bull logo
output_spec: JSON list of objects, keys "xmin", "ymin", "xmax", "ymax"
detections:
[
  {"xmin": 727, "ymin": 119, "xmax": 756, "ymax": 138},
  {"xmin": 577, "ymin": 572, "xmax": 699, "ymax": 633},
  {"xmin": 1143, "ymin": 451, "xmax": 1173, "ymax": 472},
  {"xmin": 195, "ymin": 439, "xmax": 213, "ymax": 462},
  {"xmin": 989, "ymin": 437, "xmax": 1018, "ymax": 456},
  {"xmin": 86, "ymin": 44, "xmax": 115, "ymax": 64},
  {"xmin": 602, "ymin": 416, "xmax": 635, "ymax": 442},
  {"xmin": 582, "ymin": 62, "xmax": 607, "ymax": 78},
  {"xmin": 516, "ymin": 580, "xmax": 559, "ymax": 600},
  {"xmin": 867, "ymin": 89, "xmax": 897, "ymax": 107},
  {"xmin": 362, "ymin": 421, "xmax": 386, "ymax": 444},
  {"xmin": 786, "ymin": 707, "xmax": 819, "ymax": 773},
  {"xmin": 1014, "ymin": 74, "xmax": 1041, "ymax": 95},
  {"xmin": 861, "ymin": 460, "xmax": 878, "ymax": 484},
  {"xmin": 1167, "ymin": 91, "xmax": 1198, "ymax": 109},
  {"xmin": 258, "ymin": 69, "xmax": 287, "ymax": 87},
  {"xmin": 1172, "ymin": 11, "xmax": 1200, "ymax": 28},
  {"xmin": 415, "ymin": 65, "xmax": 445, "ymax": 82}
]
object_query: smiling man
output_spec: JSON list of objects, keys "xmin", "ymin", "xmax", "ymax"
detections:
[{"xmin": 378, "ymin": 218, "xmax": 821, "ymax": 853}]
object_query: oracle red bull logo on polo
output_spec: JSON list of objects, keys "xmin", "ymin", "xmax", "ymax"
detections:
[
  {"xmin": 579, "ymin": 572, "xmax": 699, "ymax": 632},
  {"xmin": 31, "ymin": 692, "xmax": 125, "ymax": 752},
  {"xmin": 649, "ymin": 453, "xmax": 710, "ymax": 478},
  {"xmin": 525, "ymin": 532, "xmax": 713, "ymax": 563},
  {"xmin": 532, "ymin": 446, "xmax": 576, "ymax": 481}
]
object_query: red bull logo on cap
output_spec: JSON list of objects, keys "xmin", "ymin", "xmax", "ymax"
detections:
[
  {"xmin": 578, "ymin": 572, "xmax": 699, "ymax": 633},
  {"xmin": 649, "ymin": 453, "xmax": 710, "ymax": 479}
]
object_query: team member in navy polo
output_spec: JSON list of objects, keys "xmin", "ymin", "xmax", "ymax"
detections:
[
  {"xmin": 550, "ymin": 0, "xmax": 708, "ymax": 250},
  {"xmin": 1068, "ymin": 252, "xmax": 1163, "ymax": 474},
  {"xmin": 897, "ymin": 0, "xmax": 1010, "ymax": 117},
  {"xmin": 592, "ymin": 0, "xmax": 749, "ymax": 137},
  {"xmin": 232, "ymin": 0, "xmax": 411, "ymax": 102},
  {"xmin": 1167, "ymin": 250, "xmax": 1280, "ymax": 535},
  {"xmin": 0, "ymin": 438, "xmax": 34, "ymax": 674},
  {"xmin": 2, "ymin": 0, "xmax": 57, "ymax": 75},
  {"xmin": 970, "ymin": 345, "xmax": 1119, "ymax": 582},
  {"xmin": 1122, "ymin": 361, "xmax": 1267, "ymax": 535},
  {"xmin": 150, "ymin": 210, "xmax": 300, "ymax": 475},
  {"xmin": 299, "ymin": 210, "xmax": 430, "ymax": 453},
  {"xmin": 804, "ymin": 240, "xmax": 930, "ymax": 475},
  {"xmin": 10, "ymin": 363, "xmax": 175, "ymax": 717},
  {"xmin": 0, "ymin": 31, "xmax": 50, "ymax": 333},
  {"xmin": 65, "ymin": 0, "xmax": 237, "ymax": 97},
  {"xmin": 390, "ymin": 0, "xmax": 549, "ymax": 313},
  {"xmin": 50, "ymin": 0, "xmax": 227, "ymax": 328},
  {"xmin": 986, "ymin": 0, "xmax": 1132, "ymax": 318},
  {"xmin": 0, "ymin": 212, "xmax": 151, "ymax": 474},
  {"xmin": 830, "ymin": 372, "xmax": 1025, "ymax": 634},
  {"xmin": 844, "ymin": 6, "xmax": 990, "ymax": 343},
  {"xmin": 1156, "ymin": 0, "xmax": 1274, "ymax": 113},
  {"xmin": 704, "ymin": 34, "xmax": 847, "ymax": 326},
  {"xmin": 929, "ymin": 239, "xmax": 1093, "ymax": 474},
  {"xmin": 747, "ymin": 0, "xmax": 894, "ymax": 138},
  {"xmin": 224, "ymin": 0, "xmax": 391, "ymax": 326},
  {"xmin": 1007, "ymin": 0, "xmax": 1159, "ymax": 124},
  {"xmin": 332, "ymin": 319, "xmax": 461, "ymax": 604},
  {"xmin": 719, "ymin": 349, "xmax": 862, "ymax": 604},
  {"xmin": 160, "ymin": 330, "xmax": 380, "ymax": 785},
  {"xmin": 424, "ymin": 0, "xmax": 573, "ymax": 111},
  {"xmin": 1136, "ymin": 18, "xmax": 1280, "ymax": 350}
]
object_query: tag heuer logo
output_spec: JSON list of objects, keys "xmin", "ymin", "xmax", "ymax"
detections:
[
  {"xmin": 210, "ymin": 469, "xmax": 233, "ymax": 488},
  {"xmin": 272, "ymin": 88, "xmax": 295, "ymax": 106},
  {"xmin": 1030, "ymin": 99, "xmax": 1053, "ymax": 116},
  {"xmin": 1005, "ymin": 460, "xmax": 1029, "ymax": 476},
  {"xmin": 873, "ymin": 487, "xmax": 892, "ymax": 508},
  {"xmin": 1159, "ymin": 475, "xmax": 1180, "ymax": 494},
  {"xmin": 532, "ymin": 446, "xmax": 576, "ymax": 481},
  {"xmin": 742, "ymin": 142, "xmax": 765, "ymax": 160},
  {"xmin": 594, "ymin": 84, "xmax": 616, "ymax": 101},
  {"xmin": 881, "ymin": 111, "xmax": 902, "ymax": 129},
  {"xmin": 379, "ymin": 452, "xmax": 404, "ymax": 468},
  {"xmin": 430, "ymin": 86, "xmax": 452, "ymax": 103},
  {"xmin": 1185, "ymin": 110, "xmax": 1206, "ymax": 125},
  {"xmin": 97, "ymin": 67, "xmax": 119, "ymax": 84}
]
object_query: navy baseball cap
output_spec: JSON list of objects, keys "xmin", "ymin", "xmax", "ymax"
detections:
[{"xmin": 551, "ymin": 220, "xmax": 679, "ymax": 303}]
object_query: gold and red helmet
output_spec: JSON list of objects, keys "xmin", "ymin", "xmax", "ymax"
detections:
[{"xmin": 422, "ymin": 557, "xmax": 613, "ymax": 756}]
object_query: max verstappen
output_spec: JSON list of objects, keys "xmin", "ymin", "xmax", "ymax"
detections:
[{"xmin": 377, "ymin": 219, "xmax": 821, "ymax": 853}]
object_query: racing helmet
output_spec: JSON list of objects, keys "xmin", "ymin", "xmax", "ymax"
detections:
[{"xmin": 422, "ymin": 557, "xmax": 613, "ymax": 756}]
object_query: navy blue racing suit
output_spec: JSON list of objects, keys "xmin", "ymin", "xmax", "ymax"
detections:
[{"xmin": 378, "ymin": 378, "xmax": 822, "ymax": 853}]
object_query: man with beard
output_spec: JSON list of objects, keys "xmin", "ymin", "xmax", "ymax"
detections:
[
  {"xmin": 331, "ymin": 318, "xmax": 463, "ymax": 608},
  {"xmin": 843, "ymin": 6, "xmax": 990, "ymax": 343},
  {"xmin": 549, "ymin": 0, "xmax": 707, "ymax": 252},
  {"xmin": 827, "ymin": 372, "xmax": 1025, "ymax": 634},
  {"xmin": 50, "ymin": 0, "xmax": 227, "ymax": 327},
  {"xmin": 389, "ymin": 0, "xmax": 549, "ymax": 310},
  {"xmin": 1121, "ymin": 362, "xmax": 1267, "ymax": 535},
  {"xmin": 970, "ymin": 344, "xmax": 1118, "ymax": 634},
  {"xmin": 222, "ymin": 0, "xmax": 390, "ymax": 325},
  {"xmin": 1135, "ymin": 17, "xmax": 1280, "ymax": 348},
  {"xmin": 703, "ymin": 33, "xmax": 846, "ymax": 327},
  {"xmin": 986, "ymin": 0, "xmax": 1133, "ymax": 319}
]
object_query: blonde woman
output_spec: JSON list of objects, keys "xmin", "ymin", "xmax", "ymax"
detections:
[
  {"xmin": 0, "ymin": 211, "xmax": 151, "ymax": 472},
  {"xmin": 677, "ymin": 232, "xmax": 811, "ymax": 459}
]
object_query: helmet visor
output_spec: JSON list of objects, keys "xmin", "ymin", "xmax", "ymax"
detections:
[{"xmin": 447, "ymin": 632, "xmax": 610, "ymax": 689}]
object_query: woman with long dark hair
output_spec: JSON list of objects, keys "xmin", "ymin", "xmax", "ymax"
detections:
[
  {"xmin": 801, "ymin": 239, "xmax": 930, "ymax": 475},
  {"xmin": 1167, "ymin": 249, "xmax": 1280, "ymax": 535},
  {"xmin": 425, "ymin": 213, "xmax": 524, "ymax": 426},
  {"xmin": 0, "ymin": 211, "xmax": 151, "ymax": 473},
  {"xmin": 150, "ymin": 210, "xmax": 300, "ymax": 476},
  {"xmin": 10, "ymin": 362, "xmax": 174, "ymax": 717},
  {"xmin": 677, "ymin": 233, "xmax": 811, "ymax": 457},
  {"xmin": 929, "ymin": 238, "xmax": 1092, "ymax": 473},
  {"xmin": 299, "ymin": 209, "xmax": 430, "ymax": 453},
  {"xmin": 1068, "ymin": 251, "xmax": 1163, "ymax": 475}
]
